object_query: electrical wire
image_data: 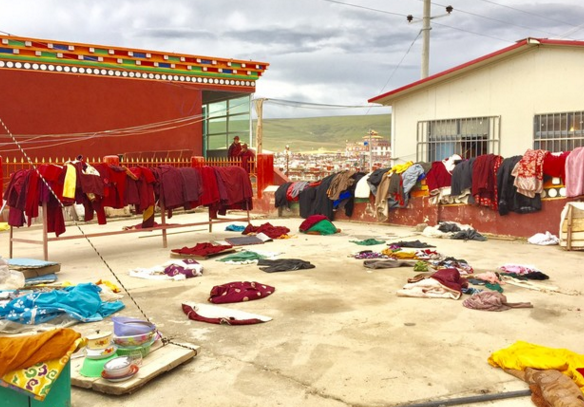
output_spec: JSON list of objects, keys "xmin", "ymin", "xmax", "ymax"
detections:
[
  {"xmin": 259, "ymin": 98, "xmax": 386, "ymax": 109},
  {"xmin": 321, "ymin": 0, "xmax": 407, "ymax": 17},
  {"xmin": 0, "ymin": 115, "xmax": 155, "ymax": 323},
  {"xmin": 431, "ymin": 20, "xmax": 514, "ymax": 43},
  {"xmin": 425, "ymin": 0, "xmax": 570, "ymax": 38},
  {"xmin": 472, "ymin": 0, "xmax": 579, "ymax": 28},
  {"xmin": 371, "ymin": 29, "xmax": 422, "ymax": 104}
]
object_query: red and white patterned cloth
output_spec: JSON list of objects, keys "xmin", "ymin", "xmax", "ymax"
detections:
[{"xmin": 512, "ymin": 149, "xmax": 549, "ymax": 198}]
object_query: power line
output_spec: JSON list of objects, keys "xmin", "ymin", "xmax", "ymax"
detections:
[
  {"xmin": 321, "ymin": 0, "xmax": 515, "ymax": 44},
  {"xmin": 426, "ymin": 0, "xmax": 569, "ymax": 38},
  {"xmin": 321, "ymin": 0, "xmax": 407, "ymax": 18},
  {"xmin": 370, "ymin": 29, "xmax": 423, "ymax": 108},
  {"xmin": 260, "ymin": 98, "xmax": 386, "ymax": 109},
  {"xmin": 472, "ymin": 0, "xmax": 579, "ymax": 28},
  {"xmin": 432, "ymin": 20, "xmax": 514, "ymax": 43}
]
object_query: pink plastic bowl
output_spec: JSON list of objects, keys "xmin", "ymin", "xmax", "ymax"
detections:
[{"xmin": 113, "ymin": 330, "xmax": 155, "ymax": 347}]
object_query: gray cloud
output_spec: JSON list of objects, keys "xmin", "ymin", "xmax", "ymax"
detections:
[{"xmin": 0, "ymin": 0, "xmax": 582, "ymax": 117}]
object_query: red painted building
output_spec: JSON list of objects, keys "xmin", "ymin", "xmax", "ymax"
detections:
[{"xmin": 0, "ymin": 35, "xmax": 268, "ymax": 161}]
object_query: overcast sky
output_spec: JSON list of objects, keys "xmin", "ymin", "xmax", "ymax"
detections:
[{"xmin": 1, "ymin": 0, "xmax": 584, "ymax": 119}]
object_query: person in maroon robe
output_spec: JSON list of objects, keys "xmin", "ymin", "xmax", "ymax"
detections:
[
  {"xmin": 228, "ymin": 136, "xmax": 242, "ymax": 158},
  {"xmin": 239, "ymin": 143, "xmax": 256, "ymax": 173}
]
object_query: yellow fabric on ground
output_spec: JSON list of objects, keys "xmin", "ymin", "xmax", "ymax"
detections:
[
  {"xmin": 1, "ymin": 337, "xmax": 82, "ymax": 400},
  {"xmin": 0, "ymin": 328, "xmax": 81, "ymax": 377},
  {"xmin": 488, "ymin": 341, "xmax": 584, "ymax": 391}
]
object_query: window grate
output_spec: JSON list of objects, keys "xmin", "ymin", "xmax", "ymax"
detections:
[
  {"xmin": 533, "ymin": 111, "xmax": 584, "ymax": 152},
  {"xmin": 417, "ymin": 116, "xmax": 500, "ymax": 162}
]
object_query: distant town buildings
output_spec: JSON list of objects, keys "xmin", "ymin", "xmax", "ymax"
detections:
[
  {"xmin": 345, "ymin": 130, "xmax": 391, "ymax": 162},
  {"xmin": 274, "ymin": 130, "xmax": 392, "ymax": 180}
]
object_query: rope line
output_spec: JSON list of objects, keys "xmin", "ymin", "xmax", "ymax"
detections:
[{"xmin": 0, "ymin": 116, "xmax": 155, "ymax": 325}]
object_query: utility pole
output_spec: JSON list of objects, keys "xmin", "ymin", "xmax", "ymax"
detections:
[
  {"xmin": 253, "ymin": 98, "xmax": 266, "ymax": 154},
  {"xmin": 407, "ymin": 2, "xmax": 453, "ymax": 79},
  {"xmin": 421, "ymin": 0, "xmax": 431, "ymax": 79},
  {"xmin": 368, "ymin": 129, "xmax": 373, "ymax": 172}
]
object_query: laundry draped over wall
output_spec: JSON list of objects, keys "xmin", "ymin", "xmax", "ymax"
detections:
[{"xmin": 275, "ymin": 147, "xmax": 581, "ymax": 221}]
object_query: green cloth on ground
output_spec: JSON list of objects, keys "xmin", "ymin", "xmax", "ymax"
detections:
[
  {"xmin": 413, "ymin": 261, "xmax": 428, "ymax": 272},
  {"xmin": 485, "ymin": 283, "xmax": 504, "ymax": 293},
  {"xmin": 306, "ymin": 220, "xmax": 339, "ymax": 235},
  {"xmin": 349, "ymin": 239, "xmax": 385, "ymax": 246},
  {"xmin": 216, "ymin": 251, "xmax": 266, "ymax": 262}
]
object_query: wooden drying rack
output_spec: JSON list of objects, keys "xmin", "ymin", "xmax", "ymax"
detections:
[{"xmin": 8, "ymin": 202, "xmax": 250, "ymax": 261}]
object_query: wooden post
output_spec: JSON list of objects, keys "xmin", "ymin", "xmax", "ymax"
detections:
[
  {"xmin": 42, "ymin": 201, "xmax": 49, "ymax": 261},
  {"xmin": 160, "ymin": 203, "xmax": 167, "ymax": 248},
  {"xmin": 253, "ymin": 98, "xmax": 265, "ymax": 154},
  {"xmin": 566, "ymin": 204, "xmax": 573, "ymax": 251},
  {"xmin": 9, "ymin": 226, "xmax": 13, "ymax": 259}
]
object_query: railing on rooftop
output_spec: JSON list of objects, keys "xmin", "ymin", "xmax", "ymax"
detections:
[{"xmin": 1, "ymin": 154, "xmax": 262, "ymax": 198}]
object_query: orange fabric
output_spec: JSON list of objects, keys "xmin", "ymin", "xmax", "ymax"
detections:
[{"xmin": 0, "ymin": 328, "xmax": 81, "ymax": 376}]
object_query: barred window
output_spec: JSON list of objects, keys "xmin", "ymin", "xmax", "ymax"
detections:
[
  {"xmin": 534, "ymin": 112, "xmax": 584, "ymax": 152},
  {"xmin": 417, "ymin": 116, "xmax": 500, "ymax": 162}
]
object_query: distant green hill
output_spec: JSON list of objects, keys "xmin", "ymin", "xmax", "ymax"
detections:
[{"xmin": 253, "ymin": 114, "xmax": 391, "ymax": 153}]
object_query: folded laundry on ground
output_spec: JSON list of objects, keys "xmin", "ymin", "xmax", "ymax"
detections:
[
  {"xmin": 430, "ymin": 257, "xmax": 474, "ymax": 275},
  {"xmin": 467, "ymin": 278, "xmax": 504, "ymax": 293},
  {"xmin": 488, "ymin": 341, "xmax": 584, "ymax": 392},
  {"xmin": 171, "ymin": 242, "xmax": 233, "ymax": 256},
  {"xmin": 243, "ymin": 222, "xmax": 290, "ymax": 239},
  {"xmin": 438, "ymin": 222, "xmax": 462, "ymax": 233},
  {"xmin": 0, "ymin": 283, "xmax": 125, "ymax": 324},
  {"xmin": 225, "ymin": 224, "xmax": 246, "ymax": 232},
  {"xmin": 503, "ymin": 271, "xmax": 550, "ymax": 280},
  {"xmin": 388, "ymin": 240, "xmax": 436, "ymax": 248},
  {"xmin": 0, "ymin": 328, "xmax": 81, "ymax": 377},
  {"xmin": 380, "ymin": 248, "xmax": 419, "ymax": 259},
  {"xmin": 209, "ymin": 281, "xmax": 275, "ymax": 304},
  {"xmin": 182, "ymin": 302, "xmax": 272, "ymax": 325},
  {"xmin": 499, "ymin": 263, "xmax": 543, "ymax": 275},
  {"xmin": 225, "ymin": 235, "xmax": 265, "ymax": 246},
  {"xmin": 216, "ymin": 251, "xmax": 267, "ymax": 264},
  {"xmin": 450, "ymin": 228, "xmax": 487, "ymax": 241},
  {"xmin": 397, "ymin": 268, "xmax": 468, "ymax": 299},
  {"xmin": 349, "ymin": 238, "xmax": 386, "ymax": 245},
  {"xmin": 257, "ymin": 259, "xmax": 315, "ymax": 273},
  {"xmin": 472, "ymin": 271, "xmax": 503, "ymax": 284},
  {"xmin": 352, "ymin": 251, "xmax": 389, "ymax": 259},
  {"xmin": 299, "ymin": 215, "xmax": 340, "ymax": 235},
  {"xmin": 527, "ymin": 231, "xmax": 560, "ymax": 246},
  {"xmin": 129, "ymin": 258, "xmax": 203, "ymax": 280},
  {"xmin": 462, "ymin": 291, "xmax": 533, "ymax": 311},
  {"xmin": 363, "ymin": 260, "xmax": 417, "ymax": 269},
  {"xmin": 515, "ymin": 368, "xmax": 584, "ymax": 407},
  {"xmin": 0, "ymin": 328, "xmax": 82, "ymax": 401}
]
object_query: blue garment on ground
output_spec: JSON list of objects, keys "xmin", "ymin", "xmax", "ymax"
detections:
[
  {"xmin": 0, "ymin": 283, "xmax": 125, "ymax": 325},
  {"xmin": 225, "ymin": 224, "xmax": 246, "ymax": 232}
]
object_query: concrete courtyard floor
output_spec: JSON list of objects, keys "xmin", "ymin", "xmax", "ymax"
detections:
[{"xmin": 2, "ymin": 209, "xmax": 583, "ymax": 407}]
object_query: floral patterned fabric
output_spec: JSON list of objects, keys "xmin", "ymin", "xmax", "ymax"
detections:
[
  {"xmin": 512, "ymin": 149, "xmax": 549, "ymax": 198},
  {"xmin": 0, "ymin": 338, "xmax": 81, "ymax": 401}
]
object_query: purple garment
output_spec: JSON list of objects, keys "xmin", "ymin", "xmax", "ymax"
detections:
[
  {"xmin": 3, "ymin": 169, "xmax": 28, "ymax": 227},
  {"xmin": 155, "ymin": 165, "xmax": 185, "ymax": 210},
  {"xmin": 179, "ymin": 167, "xmax": 203, "ymax": 206},
  {"xmin": 164, "ymin": 258, "xmax": 202, "ymax": 278}
]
